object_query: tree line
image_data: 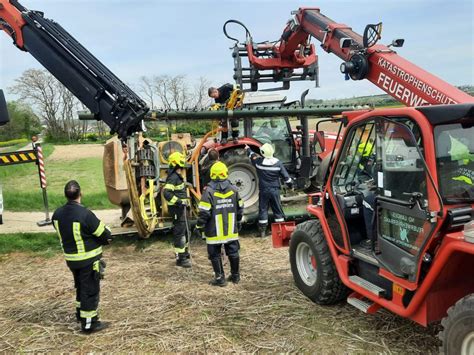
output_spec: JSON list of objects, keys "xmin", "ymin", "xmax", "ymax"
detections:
[
  {"xmin": 4, "ymin": 68, "xmax": 473, "ymax": 143},
  {"xmin": 3, "ymin": 69, "xmax": 213, "ymax": 143}
]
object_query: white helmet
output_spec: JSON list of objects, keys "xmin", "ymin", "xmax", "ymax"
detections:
[{"xmin": 260, "ymin": 143, "xmax": 274, "ymax": 159}]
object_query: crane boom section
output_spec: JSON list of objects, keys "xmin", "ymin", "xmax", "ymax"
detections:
[{"xmin": 0, "ymin": 0, "xmax": 149, "ymax": 139}]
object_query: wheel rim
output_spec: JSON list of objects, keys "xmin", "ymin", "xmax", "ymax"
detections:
[
  {"xmin": 295, "ymin": 242, "xmax": 317, "ymax": 286},
  {"xmin": 461, "ymin": 331, "xmax": 474, "ymax": 355},
  {"xmin": 228, "ymin": 163, "xmax": 258, "ymax": 207}
]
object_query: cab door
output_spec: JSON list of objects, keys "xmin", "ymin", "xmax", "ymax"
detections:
[{"xmin": 374, "ymin": 119, "xmax": 441, "ymax": 281}]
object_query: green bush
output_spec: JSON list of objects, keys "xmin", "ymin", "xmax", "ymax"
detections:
[
  {"xmin": 0, "ymin": 138, "xmax": 28, "ymax": 148},
  {"xmin": 175, "ymin": 121, "xmax": 213, "ymax": 136}
]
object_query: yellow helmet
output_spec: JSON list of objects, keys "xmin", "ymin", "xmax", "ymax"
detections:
[
  {"xmin": 210, "ymin": 161, "xmax": 228, "ymax": 180},
  {"xmin": 168, "ymin": 151, "xmax": 186, "ymax": 168}
]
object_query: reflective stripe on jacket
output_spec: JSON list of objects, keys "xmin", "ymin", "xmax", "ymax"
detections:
[
  {"xmin": 197, "ymin": 179, "xmax": 243, "ymax": 244},
  {"xmin": 249, "ymin": 151, "xmax": 291, "ymax": 189},
  {"xmin": 163, "ymin": 169, "xmax": 187, "ymax": 205},
  {"xmin": 52, "ymin": 201, "xmax": 110, "ymax": 268}
]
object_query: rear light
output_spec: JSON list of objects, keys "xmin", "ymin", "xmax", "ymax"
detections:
[{"xmin": 463, "ymin": 221, "xmax": 474, "ymax": 244}]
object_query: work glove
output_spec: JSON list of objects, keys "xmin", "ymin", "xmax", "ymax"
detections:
[
  {"xmin": 99, "ymin": 259, "xmax": 106, "ymax": 280},
  {"xmin": 192, "ymin": 227, "xmax": 203, "ymax": 240},
  {"xmin": 177, "ymin": 199, "xmax": 189, "ymax": 209},
  {"xmin": 286, "ymin": 180, "xmax": 294, "ymax": 189}
]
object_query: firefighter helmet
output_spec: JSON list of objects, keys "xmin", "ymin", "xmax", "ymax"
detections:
[
  {"xmin": 260, "ymin": 143, "xmax": 274, "ymax": 158},
  {"xmin": 168, "ymin": 151, "xmax": 186, "ymax": 168},
  {"xmin": 210, "ymin": 161, "xmax": 228, "ymax": 180}
]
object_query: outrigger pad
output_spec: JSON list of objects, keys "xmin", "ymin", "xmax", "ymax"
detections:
[{"xmin": 0, "ymin": 90, "xmax": 10, "ymax": 126}]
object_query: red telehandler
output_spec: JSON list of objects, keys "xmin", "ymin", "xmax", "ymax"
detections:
[{"xmin": 225, "ymin": 7, "xmax": 474, "ymax": 354}]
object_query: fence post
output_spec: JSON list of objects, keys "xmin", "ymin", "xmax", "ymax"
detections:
[
  {"xmin": 0, "ymin": 183, "xmax": 3, "ymax": 225},
  {"xmin": 33, "ymin": 137, "xmax": 52, "ymax": 226}
]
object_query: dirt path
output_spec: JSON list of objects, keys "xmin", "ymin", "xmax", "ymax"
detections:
[
  {"xmin": 0, "ymin": 234, "xmax": 440, "ymax": 352},
  {"xmin": 47, "ymin": 144, "xmax": 104, "ymax": 161},
  {"xmin": 0, "ymin": 209, "xmax": 123, "ymax": 234}
]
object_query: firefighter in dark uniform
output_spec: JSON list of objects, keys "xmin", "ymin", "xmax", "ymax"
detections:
[
  {"xmin": 52, "ymin": 180, "xmax": 112, "ymax": 333},
  {"xmin": 163, "ymin": 151, "xmax": 191, "ymax": 268},
  {"xmin": 246, "ymin": 143, "xmax": 293, "ymax": 237},
  {"xmin": 208, "ymin": 83, "xmax": 239, "ymax": 144},
  {"xmin": 193, "ymin": 161, "xmax": 244, "ymax": 286}
]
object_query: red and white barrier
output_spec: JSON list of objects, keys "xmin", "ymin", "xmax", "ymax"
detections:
[{"xmin": 36, "ymin": 144, "xmax": 47, "ymax": 189}]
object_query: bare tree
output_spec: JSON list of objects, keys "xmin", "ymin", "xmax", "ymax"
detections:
[
  {"xmin": 138, "ymin": 76, "xmax": 156, "ymax": 110},
  {"xmin": 137, "ymin": 74, "xmax": 212, "ymax": 110},
  {"xmin": 9, "ymin": 69, "xmax": 83, "ymax": 141},
  {"xmin": 193, "ymin": 76, "xmax": 212, "ymax": 109}
]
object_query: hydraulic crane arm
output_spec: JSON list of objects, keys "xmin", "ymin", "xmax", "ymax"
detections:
[
  {"xmin": 0, "ymin": 0, "xmax": 149, "ymax": 139},
  {"xmin": 227, "ymin": 8, "xmax": 473, "ymax": 105}
]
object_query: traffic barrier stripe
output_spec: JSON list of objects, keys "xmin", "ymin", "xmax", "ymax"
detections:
[{"xmin": 0, "ymin": 150, "xmax": 38, "ymax": 166}]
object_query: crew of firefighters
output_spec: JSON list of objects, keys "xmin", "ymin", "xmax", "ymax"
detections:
[{"xmin": 50, "ymin": 83, "xmax": 293, "ymax": 333}]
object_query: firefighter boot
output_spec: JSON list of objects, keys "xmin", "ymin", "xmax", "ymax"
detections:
[
  {"xmin": 227, "ymin": 256, "xmax": 240, "ymax": 284},
  {"xmin": 184, "ymin": 246, "xmax": 191, "ymax": 259},
  {"xmin": 176, "ymin": 253, "xmax": 192, "ymax": 268},
  {"xmin": 258, "ymin": 224, "xmax": 268, "ymax": 238},
  {"xmin": 82, "ymin": 320, "xmax": 110, "ymax": 334},
  {"xmin": 209, "ymin": 258, "xmax": 227, "ymax": 287}
]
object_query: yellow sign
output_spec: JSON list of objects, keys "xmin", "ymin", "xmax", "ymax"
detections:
[{"xmin": 0, "ymin": 150, "xmax": 37, "ymax": 166}]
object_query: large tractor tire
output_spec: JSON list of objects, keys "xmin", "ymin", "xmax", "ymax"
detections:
[
  {"xmin": 221, "ymin": 149, "xmax": 259, "ymax": 216},
  {"xmin": 439, "ymin": 294, "xmax": 474, "ymax": 355},
  {"xmin": 289, "ymin": 220, "xmax": 347, "ymax": 304}
]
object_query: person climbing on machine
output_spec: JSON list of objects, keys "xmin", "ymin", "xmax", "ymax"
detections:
[{"xmin": 208, "ymin": 83, "xmax": 239, "ymax": 144}]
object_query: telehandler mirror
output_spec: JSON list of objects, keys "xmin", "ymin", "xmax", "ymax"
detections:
[
  {"xmin": 314, "ymin": 131, "xmax": 326, "ymax": 153},
  {"xmin": 0, "ymin": 90, "xmax": 9, "ymax": 126},
  {"xmin": 390, "ymin": 39, "xmax": 404, "ymax": 48}
]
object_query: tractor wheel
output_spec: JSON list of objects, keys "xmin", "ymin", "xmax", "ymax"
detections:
[
  {"xmin": 289, "ymin": 219, "xmax": 347, "ymax": 304},
  {"xmin": 222, "ymin": 149, "xmax": 259, "ymax": 216},
  {"xmin": 439, "ymin": 294, "xmax": 474, "ymax": 355}
]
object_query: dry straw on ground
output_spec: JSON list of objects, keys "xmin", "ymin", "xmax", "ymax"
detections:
[{"xmin": 0, "ymin": 235, "xmax": 440, "ymax": 352}]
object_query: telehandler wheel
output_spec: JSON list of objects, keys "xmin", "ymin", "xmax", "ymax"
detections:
[
  {"xmin": 439, "ymin": 294, "xmax": 474, "ymax": 355},
  {"xmin": 222, "ymin": 149, "xmax": 259, "ymax": 215},
  {"xmin": 289, "ymin": 220, "xmax": 347, "ymax": 305}
]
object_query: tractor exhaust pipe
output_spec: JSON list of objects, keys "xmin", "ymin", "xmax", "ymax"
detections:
[{"xmin": 300, "ymin": 89, "xmax": 310, "ymax": 159}]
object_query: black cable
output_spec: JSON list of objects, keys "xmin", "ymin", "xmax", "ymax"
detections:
[{"xmin": 223, "ymin": 19, "xmax": 252, "ymax": 43}]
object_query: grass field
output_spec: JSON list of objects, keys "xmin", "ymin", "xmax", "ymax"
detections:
[
  {"xmin": 0, "ymin": 144, "xmax": 114, "ymax": 211},
  {"xmin": 0, "ymin": 232, "xmax": 440, "ymax": 353},
  {"xmin": 0, "ymin": 233, "xmax": 61, "ymax": 257}
]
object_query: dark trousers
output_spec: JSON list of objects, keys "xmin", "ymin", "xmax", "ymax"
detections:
[
  {"xmin": 258, "ymin": 188, "xmax": 285, "ymax": 226},
  {"xmin": 169, "ymin": 205, "xmax": 188, "ymax": 256},
  {"xmin": 71, "ymin": 261, "xmax": 100, "ymax": 330},
  {"xmin": 220, "ymin": 118, "xmax": 239, "ymax": 141},
  {"xmin": 207, "ymin": 240, "xmax": 240, "ymax": 262}
]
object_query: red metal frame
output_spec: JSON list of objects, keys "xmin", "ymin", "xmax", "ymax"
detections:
[
  {"xmin": 244, "ymin": 8, "xmax": 473, "ymax": 105},
  {"xmin": 297, "ymin": 106, "xmax": 473, "ymax": 325},
  {"xmin": 0, "ymin": 0, "xmax": 26, "ymax": 48}
]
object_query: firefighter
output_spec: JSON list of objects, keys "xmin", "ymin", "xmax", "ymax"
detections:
[
  {"xmin": 193, "ymin": 161, "xmax": 244, "ymax": 286},
  {"xmin": 52, "ymin": 180, "xmax": 112, "ymax": 333},
  {"xmin": 163, "ymin": 151, "xmax": 192, "ymax": 268},
  {"xmin": 447, "ymin": 134, "xmax": 474, "ymax": 197},
  {"xmin": 201, "ymin": 148, "xmax": 220, "ymax": 187},
  {"xmin": 208, "ymin": 83, "xmax": 239, "ymax": 144},
  {"xmin": 245, "ymin": 143, "xmax": 293, "ymax": 238}
]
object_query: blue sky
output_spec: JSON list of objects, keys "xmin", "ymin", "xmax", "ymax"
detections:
[{"xmin": 0, "ymin": 0, "xmax": 472, "ymax": 102}]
